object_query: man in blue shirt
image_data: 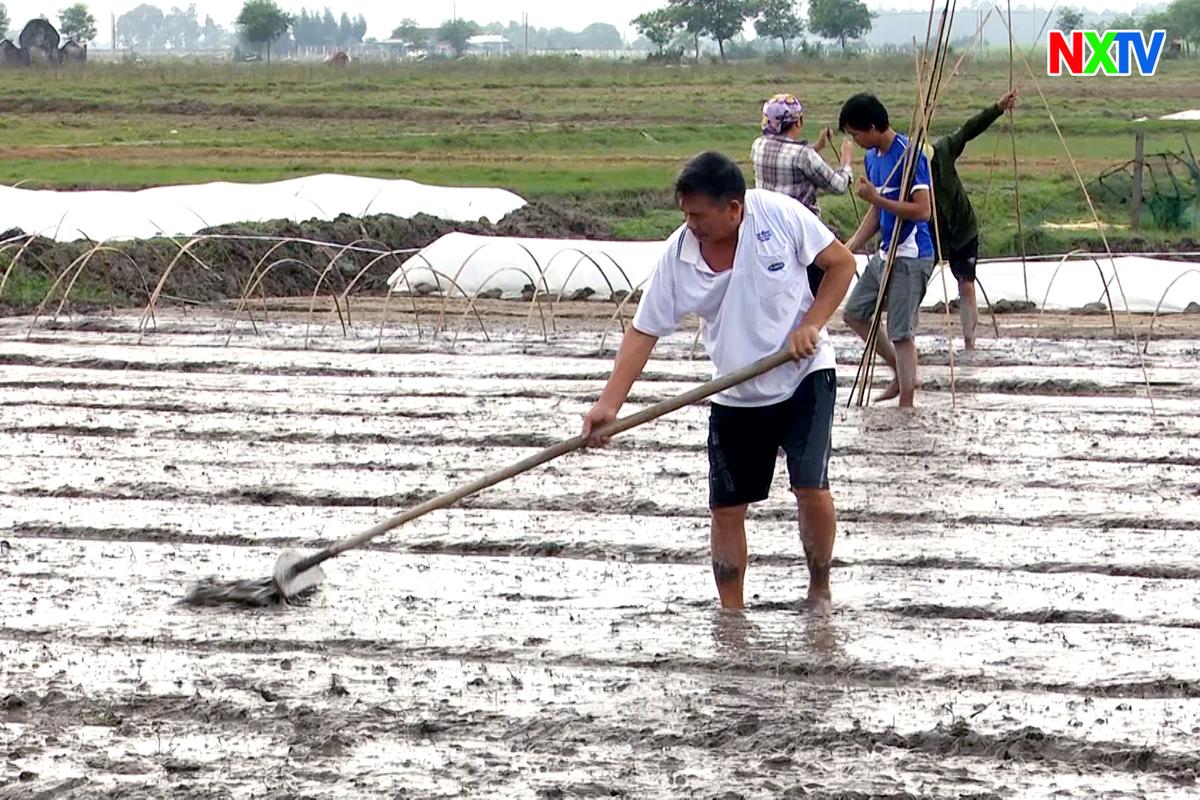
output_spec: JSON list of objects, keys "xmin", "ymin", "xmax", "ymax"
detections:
[{"xmin": 838, "ymin": 94, "xmax": 935, "ymax": 408}]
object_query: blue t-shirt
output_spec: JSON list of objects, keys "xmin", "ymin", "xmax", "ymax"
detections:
[{"xmin": 864, "ymin": 133, "xmax": 934, "ymax": 258}]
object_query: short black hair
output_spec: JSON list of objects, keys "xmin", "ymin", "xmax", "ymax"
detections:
[
  {"xmin": 674, "ymin": 151, "xmax": 746, "ymax": 205},
  {"xmin": 838, "ymin": 93, "xmax": 890, "ymax": 133}
]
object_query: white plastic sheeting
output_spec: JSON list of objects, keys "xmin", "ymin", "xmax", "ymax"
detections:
[
  {"xmin": 1159, "ymin": 110, "xmax": 1200, "ymax": 121},
  {"xmin": 387, "ymin": 232, "xmax": 1200, "ymax": 313},
  {"xmin": 0, "ymin": 174, "xmax": 526, "ymax": 243}
]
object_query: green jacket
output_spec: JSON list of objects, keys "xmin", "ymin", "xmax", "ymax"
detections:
[{"xmin": 928, "ymin": 103, "xmax": 1005, "ymax": 253}]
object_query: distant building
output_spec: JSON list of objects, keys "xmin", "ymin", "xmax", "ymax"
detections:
[
  {"xmin": 467, "ymin": 34, "xmax": 509, "ymax": 56},
  {"xmin": 60, "ymin": 39, "xmax": 87, "ymax": 64}
]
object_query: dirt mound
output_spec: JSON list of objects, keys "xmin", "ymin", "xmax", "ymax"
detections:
[
  {"xmin": 0, "ymin": 200, "xmax": 613, "ymax": 314},
  {"xmin": 497, "ymin": 199, "xmax": 614, "ymax": 240},
  {"xmin": 1076, "ymin": 236, "xmax": 1200, "ymax": 260}
]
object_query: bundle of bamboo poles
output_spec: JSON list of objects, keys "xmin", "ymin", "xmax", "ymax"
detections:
[{"xmin": 848, "ymin": 0, "xmax": 958, "ymax": 407}]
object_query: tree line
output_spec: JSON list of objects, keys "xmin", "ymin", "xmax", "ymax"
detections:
[
  {"xmin": 5, "ymin": 0, "xmax": 1198, "ymax": 60},
  {"xmin": 634, "ymin": 0, "xmax": 872, "ymax": 60}
]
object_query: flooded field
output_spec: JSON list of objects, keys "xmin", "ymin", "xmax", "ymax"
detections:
[{"xmin": 2, "ymin": 304, "xmax": 1199, "ymax": 799}]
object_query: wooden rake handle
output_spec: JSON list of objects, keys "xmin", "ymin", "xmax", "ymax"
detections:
[{"xmin": 289, "ymin": 346, "xmax": 796, "ymax": 576}]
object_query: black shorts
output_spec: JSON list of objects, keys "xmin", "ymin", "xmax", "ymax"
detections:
[
  {"xmin": 707, "ymin": 369, "xmax": 836, "ymax": 509},
  {"xmin": 946, "ymin": 236, "xmax": 979, "ymax": 282}
]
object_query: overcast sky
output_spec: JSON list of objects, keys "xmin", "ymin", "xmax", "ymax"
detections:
[{"xmin": 3, "ymin": 0, "xmax": 1162, "ymax": 44}]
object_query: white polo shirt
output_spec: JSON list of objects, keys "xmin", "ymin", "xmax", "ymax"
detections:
[{"xmin": 632, "ymin": 188, "xmax": 837, "ymax": 407}]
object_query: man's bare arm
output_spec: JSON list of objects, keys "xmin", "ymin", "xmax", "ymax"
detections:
[
  {"xmin": 859, "ymin": 180, "xmax": 931, "ymax": 221},
  {"xmin": 845, "ymin": 203, "xmax": 880, "ymax": 253},
  {"xmin": 581, "ymin": 327, "xmax": 657, "ymax": 445}
]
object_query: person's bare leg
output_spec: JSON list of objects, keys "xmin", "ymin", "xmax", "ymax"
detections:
[
  {"xmin": 958, "ymin": 279, "xmax": 978, "ymax": 350},
  {"xmin": 710, "ymin": 504, "xmax": 749, "ymax": 609},
  {"xmin": 844, "ymin": 313, "xmax": 900, "ymax": 400},
  {"xmin": 894, "ymin": 337, "xmax": 919, "ymax": 407},
  {"xmin": 793, "ymin": 488, "xmax": 836, "ymax": 615}
]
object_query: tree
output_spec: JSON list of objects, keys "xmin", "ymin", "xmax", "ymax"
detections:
[
  {"xmin": 1167, "ymin": 0, "xmax": 1200, "ymax": 47},
  {"xmin": 292, "ymin": 8, "xmax": 312, "ymax": 46},
  {"xmin": 202, "ymin": 14, "xmax": 224, "ymax": 48},
  {"xmin": 237, "ymin": 0, "xmax": 291, "ymax": 62},
  {"xmin": 0, "ymin": 4, "xmax": 10, "ymax": 39},
  {"xmin": 438, "ymin": 17, "xmax": 478, "ymax": 56},
  {"xmin": 1055, "ymin": 7, "xmax": 1084, "ymax": 31},
  {"xmin": 808, "ymin": 0, "xmax": 873, "ymax": 53},
  {"xmin": 668, "ymin": 0, "xmax": 706, "ymax": 58},
  {"xmin": 579, "ymin": 22, "xmax": 623, "ymax": 50},
  {"xmin": 117, "ymin": 3, "xmax": 164, "ymax": 49},
  {"xmin": 338, "ymin": 11, "xmax": 352, "ymax": 44},
  {"xmin": 696, "ymin": 0, "xmax": 754, "ymax": 60},
  {"xmin": 754, "ymin": 0, "xmax": 804, "ymax": 54},
  {"xmin": 633, "ymin": 8, "xmax": 680, "ymax": 54},
  {"xmin": 58, "ymin": 3, "xmax": 97, "ymax": 43},
  {"xmin": 391, "ymin": 17, "xmax": 422, "ymax": 45},
  {"xmin": 1141, "ymin": 10, "xmax": 1171, "ymax": 36},
  {"xmin": 321, "ymin": 8, "xmax": 336, "ymax": 44},
  {"xmin": 669, "ymin": 0, "xmax": 755, "ymax": 61},
  {"xmin": 163, "ymin": 4, "xmax": 200, "ymax": 50}
]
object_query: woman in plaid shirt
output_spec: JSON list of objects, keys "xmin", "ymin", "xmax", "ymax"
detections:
[{"xmin": 752, "ymin": 93, "xmax": 855, "ymax": 291}]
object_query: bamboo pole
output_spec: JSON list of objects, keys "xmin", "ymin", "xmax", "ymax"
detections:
[
  {"xmin": 850, "ymin": 2, "xmax": 955, "ymax": 407},
  {"xmin": 994, "ymin": 7, "xmax": 1158, "ymax": 415},
  {"xmin": 1006, "ymin": 0, "xmax": 1030, "ymax": 302}
]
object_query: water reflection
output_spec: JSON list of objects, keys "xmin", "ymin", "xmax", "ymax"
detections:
[
  {"xmin": 709, "ymin": 605, "xmax": 844, "ymax": 664},
  {"xmin": 711, "ymin": 608, "xmax": 760, "ymax": 654}
]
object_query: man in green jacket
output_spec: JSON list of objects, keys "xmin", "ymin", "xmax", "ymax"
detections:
[{"xmin": 924, "ymin": 89, "xmax": 1017, "ymax": 350}]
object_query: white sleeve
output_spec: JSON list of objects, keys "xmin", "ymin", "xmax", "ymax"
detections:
[
  {"xmin": 789, "ymin": 202, "xmax": 837, "ymax": 267},
  {"xmin": 631, "ymin": 235, "xmax": 685, "ymax": 337}
]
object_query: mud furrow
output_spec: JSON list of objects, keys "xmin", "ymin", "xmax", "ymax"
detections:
[
  {"xmin": 4, "ymin": 364, "xmax": 1197, "ymax": 430},
  {"xmin": 8, "ymin": 385, "xmax": 1200, "ymax": 442},
  {"xmin": 11, "ymin": 536, "xmax": 1200, "ymax": 629},
  {"xmin": 8, "ymin": 498, "xmax": 1197, "ymax": 577},
  {"xmin": 0, "ymin": 351, "xmax": 1188, "ymax": 397},
  {"xmin": 5, "ymin": 541, "xmax": 1200, "ymax": 693},
  {"xmin": 13, "ymin": 483, "xmax": 1196, "ymax": 532},
  {"xmin": 14, "ymin": 522, "xmax": 1200, "ymax": 581},
  {"xmin": 8, "ymin": 438, "xmax": 1197, "ymax": 497}
]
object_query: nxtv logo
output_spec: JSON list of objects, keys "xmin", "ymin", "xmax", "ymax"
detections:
[{"xmin": 1047, "ymin": 29, "xmax": 1167, "ymax": 76}]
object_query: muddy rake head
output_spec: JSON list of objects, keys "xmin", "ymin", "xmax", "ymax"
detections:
[{"xmin": 181, "ymin": 550, "xmax": 326, "ymax": 608}]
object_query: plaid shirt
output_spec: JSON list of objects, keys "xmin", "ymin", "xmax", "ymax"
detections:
[{"xmin": 751, "ymin": 134, "xmax": 853, "ymax": 217}]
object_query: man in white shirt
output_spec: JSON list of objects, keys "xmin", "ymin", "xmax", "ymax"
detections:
[{"xmin": 581, "ymin": 151, "xmax": 857, "ymax": 614}]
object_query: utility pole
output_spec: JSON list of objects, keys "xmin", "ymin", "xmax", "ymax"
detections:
[
  {"xmin": 524, "ymin": 12, "xmax": 528, "ymax": 55},
  {"xmin": 111, "ymin": 12, "xmax": 117, "ymax": 52}
]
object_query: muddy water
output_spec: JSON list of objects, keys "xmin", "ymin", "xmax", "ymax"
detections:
[{"xmin": 3, "ymin": 310, "xmax": 1200, "ymax": 798}]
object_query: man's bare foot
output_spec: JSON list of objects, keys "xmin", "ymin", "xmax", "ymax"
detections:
[
  {"xmin": 875, "ymin": 379, "xmax": 900, "ymax": 402},
  {"xmin": 801, "ymin": 593, "xmax": 832, "ymax": 616}
]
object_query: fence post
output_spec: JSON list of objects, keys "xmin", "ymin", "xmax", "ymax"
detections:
[{"xmin": 1131, "ymin": 128, "xmax": 1144, "ymax": 232}]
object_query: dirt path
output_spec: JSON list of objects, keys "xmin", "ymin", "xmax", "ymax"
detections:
[{"xmin": 2, "ymin": 308, "xmax": 1199, "ymax": 798}]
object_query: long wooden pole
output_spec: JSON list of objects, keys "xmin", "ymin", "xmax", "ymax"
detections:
[
  {"xmin": 994, "ymin": 7, "xmax": 1157, "ymax": 416},
  {"xmin": 851, "ymin": 2, "xmax": 954, "ymax": 406},
  {"xmin": 1007, "ymin": 0, "xmax": 1029, "ymax": 302},
  {"xmin": 288, "ymin": 347, "xmax": 798, "ymax": 577}
]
